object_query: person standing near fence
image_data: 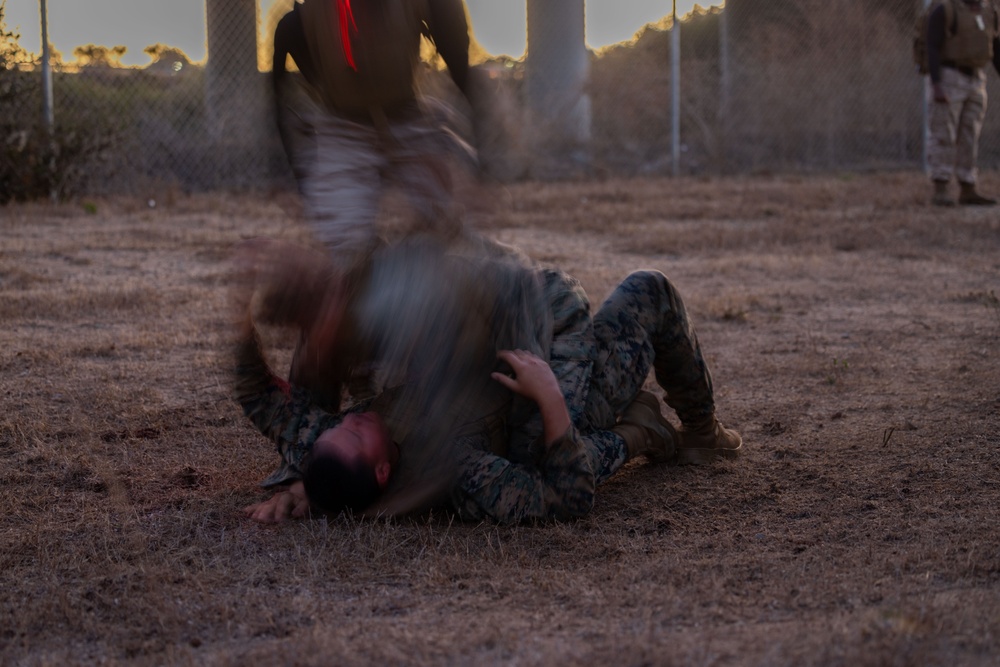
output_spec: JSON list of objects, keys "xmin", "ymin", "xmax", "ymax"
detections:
[
  {"xmin": 925, "ymin": 0, "xmax": 1000, "ymax": 206},
  {"xmin": 271, "ymin": 0, "xmax": 478, "ymax": 268}
]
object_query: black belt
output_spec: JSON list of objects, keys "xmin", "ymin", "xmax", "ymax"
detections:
[{"xmin": 942, "ymin": 61, "xmax": 979, "ymax": 77}]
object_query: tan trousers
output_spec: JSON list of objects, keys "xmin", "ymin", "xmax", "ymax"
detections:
[
  {"xmin": 300, "ymin": 109, "xmax": 464, "ymax": 268},
  {"xmin": 927, "ymin": 66, "xmax": 988, "ymax": 185}
]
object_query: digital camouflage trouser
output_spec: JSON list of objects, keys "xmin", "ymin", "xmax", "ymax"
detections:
[{"xmin": 582, "ymin": 270, "xmax": 715, "ymax": 484}]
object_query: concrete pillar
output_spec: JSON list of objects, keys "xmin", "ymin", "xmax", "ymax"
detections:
[
  {"xmin": 525, "ymin": 0, "xmax": 591, "ymax": 170},
  {"xmin": 205, "ymin": 0, "xmax": 264, "ymax": 184}
]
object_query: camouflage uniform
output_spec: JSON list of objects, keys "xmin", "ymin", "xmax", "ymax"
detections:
[
  {"xmin": 234, "ymin": 265, "xmax": 714, "ymax": 523},
  {"xmin": 448, "ymin": 269, "xmax": 714, "ymax": 522}
]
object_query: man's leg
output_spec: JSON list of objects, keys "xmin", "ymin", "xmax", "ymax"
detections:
[
  {"xmin": 385, "ymin": 114, "xmax": 468, "ymax": 240},
  {"xmin": 927, "ymin": 69, "xmax": 962, "ymax": 206},
  {"xmin": 577, "ymin": 270, "xmax": 705, "ymax": 481},
  {"xmin": 302, "ymin": 113, "xmax": 384, "ymax": 267},
  {"xmin": 293, "ymin": 110, "xmax": 385, "ymax": 403},
  {"xmin": 589, "ymin": 271, "xmax": 739, "ymax": 469},
  {"xmin": 592, "ymin": 271, "xmax": 713, "ymax": 422},
  {"xmin": 955, "ymin": 70, "xmax": 995, "ymax": 205}
]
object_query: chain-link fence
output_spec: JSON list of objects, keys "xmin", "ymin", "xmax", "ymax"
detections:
[
  {"xmin": 589, "ymin": 0, "xmax": 944, "ymax": 175},
  {"xmin": 3, "ymin": 0, "xmax": 1000, "ymax": 198},
  {"xmin": 1, "ymin": 0, "xmax": 287, "ymax": 200}
]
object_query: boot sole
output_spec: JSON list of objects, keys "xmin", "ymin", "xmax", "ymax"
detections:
[{"xmin": 676, "ymin": 442, "xmax": 742, "ymax": 465}]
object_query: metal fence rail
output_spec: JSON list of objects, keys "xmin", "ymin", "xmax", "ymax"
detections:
[{"xmin": 3, "ymin": 0, "xmax": 999, "ymax": 198}]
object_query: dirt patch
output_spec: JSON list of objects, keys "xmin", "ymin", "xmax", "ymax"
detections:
[{"xmin": 1, "ymin": 172, "xmax": 998, "ymax": 665}]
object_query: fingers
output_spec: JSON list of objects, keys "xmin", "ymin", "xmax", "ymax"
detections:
[
  {"xmin": 495, "ymin": 349, "xmax": 517, "ymax": 365},
  {"xmin": 491, "ymin": 371, "xmax": 516, "ymax": 391},
  {"xmin": 493, "ymin": 349, "xmax": 532, "ymax": 390},
  {"xmin": 291, "ymin": 496, "xmax": 311, "ymax": 519},
  {"xmin": 496, "ymin": 348, "xmax": 540, "ymax": 366},
  {"xmin": 493, "ymin": 349, "xmax": 553, "ymax": 402},
  {"xmin": 244, "ymin": 499, "xmax": 276, "ymax": 524},
  {"xmin": 243, "ymin": 490, "xmax": 299, "ymax": 524},
  {"xmin": 275, "ymin": 491, "xmax": 296, "ymax": 522},
  {"xmin": 288, "ymin": 480, "xmax": 310, "ymax": 519},
  {"xmin": 244, "ymin": 503, "xmax": 272, "ymax": 524}
]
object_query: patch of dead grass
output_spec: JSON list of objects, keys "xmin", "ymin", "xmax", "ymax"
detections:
[{"xmin": 2, "ymin": 172, "xmax": 999, "ymax": 666}]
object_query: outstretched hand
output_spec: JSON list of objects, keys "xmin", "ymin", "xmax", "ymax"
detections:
[{"xmin": 243, "ymin": 480, "xmax": 310, "ymax": 524}]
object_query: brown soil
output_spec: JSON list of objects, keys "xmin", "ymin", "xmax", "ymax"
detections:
[{"xmin": 1, "ymin": 172, "xmax": 999, "ymax": 666}]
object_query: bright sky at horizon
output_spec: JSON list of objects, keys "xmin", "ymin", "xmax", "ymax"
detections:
[{"xmin": 5, "ymin": 0, "xmax": 712, "ymax": 66}]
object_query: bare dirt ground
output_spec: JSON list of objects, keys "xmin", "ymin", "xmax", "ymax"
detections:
[{"xmin": 1, "ymin": 172, "xmax": 999, "ymax": 666}]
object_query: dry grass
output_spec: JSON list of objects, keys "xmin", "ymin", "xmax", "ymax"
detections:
[{"xmin": 2, "ymin": 172, "xmax": 999, "ymax": 666}]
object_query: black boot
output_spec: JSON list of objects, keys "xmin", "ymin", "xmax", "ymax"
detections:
[
  {"xmin": 959, "ymin": 182, "xmax": 997, "ymax": 206},
  {"xmin": 932, "ymin": 180, "xmax": 956, "ymax": 207}
]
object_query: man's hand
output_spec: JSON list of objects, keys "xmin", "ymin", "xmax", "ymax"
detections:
[
  {"xmin": 243, "ymin": 480, "xmax": 310, "ymax": 524},
  {"xmin": 492, "ymin": 349, "xmax": 570, "ymax": 444},
  {"xmin": 492, "ymin": 349, "xmax": 558, "ymax": 403}
]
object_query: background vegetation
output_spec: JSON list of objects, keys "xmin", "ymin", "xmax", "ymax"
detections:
[{"xmin": 2, "ymin": 0, "xmax": 987, "ymax": 200}]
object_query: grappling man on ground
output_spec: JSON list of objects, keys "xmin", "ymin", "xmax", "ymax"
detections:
[{"xmin": 233, "ymin": 238, "xmax": 742, "ymax": 524}]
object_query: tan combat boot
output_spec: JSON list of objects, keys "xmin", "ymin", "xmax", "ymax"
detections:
[
  {"xmin": 958, "ymin": 182, "xmax": 997, "ymax": 206},
  {"xmin": 932, "ymin": 180, "xmax": 956, "ymax": 207},
  {"xmin": 612, "ymin": 391, "xmax": 677, "ymax": 463},
  {"xmin": 676, "ymin": 415, "xmax": 742, "ymax": 465}
]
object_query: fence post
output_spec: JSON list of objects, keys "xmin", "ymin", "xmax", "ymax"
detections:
[
  {"xmin": 205, "ymin": 0, "xmax": 263, "ymax": 187},
  {"xmin": 39, "ymin": 0, "xmax": 56, "ymax": 200},
  {"xmin": 39, "ymin": 0, "xmax": 53, "ymax": 132},
  {"xmin": 525, "ymin": 0, "xmax": 590, "ymax": 176},
  {"xmin": 671, "ymin": 0, "xmax": 680, "ymax": 175},
  {"xmin": 719, "ymin": 1, "xmax": 730, "ymax": 169},
  {"xmin": 921, "ymin": 0, "xmax": 930, "ymax": 174}
]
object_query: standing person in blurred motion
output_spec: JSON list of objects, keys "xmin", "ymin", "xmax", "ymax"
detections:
[
  {"xmin": 923, "ymin": 0, "xmax": 1000, "ymax": 206},
  {"xmin": 270, "ymin": 0, "xmax": 478, "ymax": 267}
]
